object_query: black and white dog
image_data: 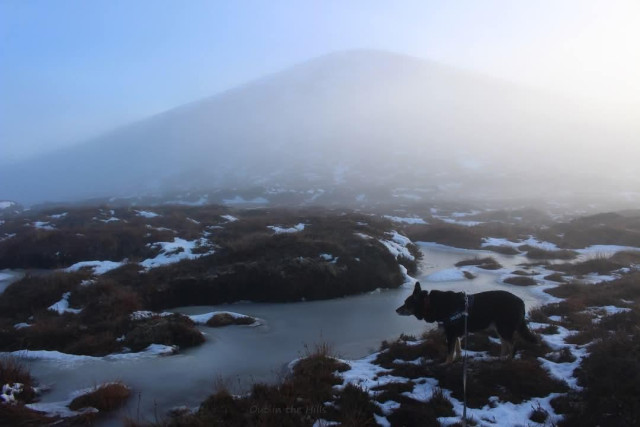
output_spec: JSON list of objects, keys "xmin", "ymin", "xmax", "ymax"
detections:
[{"xmin": 396, "ymin": 282, "xmax": 537, "ymax": 363}]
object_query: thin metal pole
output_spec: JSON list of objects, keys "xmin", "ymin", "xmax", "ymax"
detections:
[{"xmin": 463, "ymin": 293, "xmax": 469, "ymax": 426}]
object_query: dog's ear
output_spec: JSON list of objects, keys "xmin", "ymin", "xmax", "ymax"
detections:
[{"xmin": 413, "ymin": 282, "xmax": 422, "ymax": 294}]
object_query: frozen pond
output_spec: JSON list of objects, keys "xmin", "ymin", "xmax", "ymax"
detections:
[
  {"xmin": 10, "ymin": 243, "xmax": 549, "ymax": 424},
  {"xmin": 0, "ymin": 269, "xmax": 24, "ymax": 293}
]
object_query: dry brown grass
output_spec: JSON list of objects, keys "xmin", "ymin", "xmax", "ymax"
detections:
[
  {"xmin": 68, "ymin": 382, "xmax": 131, "ymax": 412},
  {"xmin": 521, "ymin": 247, "xmax": 578, "ymax": 260},
  {"xmin": 0, "ymin": 404, "xmax": 59, "ymax": 426},
  {"xmin": 560, "ymin": 332, "xmax": 640, "ymax": 426},
  {"xmin": 0, "ymin": 357, "xmax": 36, "ymax": 403}
]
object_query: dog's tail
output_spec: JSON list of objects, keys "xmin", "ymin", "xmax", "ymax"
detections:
[{"xmin": 518, "ymin": 321, "xmax": 538, "ymax": 344}]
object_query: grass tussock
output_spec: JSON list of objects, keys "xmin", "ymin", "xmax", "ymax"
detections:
[
  {"xmin": 377, "ymin": 334, "xmax": 442, "ymax": 369},
  {"xmin": 520, "ymin": 246, "xmax": 578, "ymax": 260},
  {"xmin": 124, "ymin": 314, "xmax": 204, "ymax": 352},
  {"xmin": 543, "ymin": 272, "xmax": 566, "ymax": 282},
  {"xmin": 68, "ymin": 382, "xmax": 131, "ymax": 412},
  {"xmin": 454, "ymin": 257, "xmax": 502, "ymax": 270},
  {"xmin": 333, "ymin": 384, "xmax": 378, "ymax": 426},
  {"xmin": 0, "ymin": 357, "xmax": 37, "ymax": 403}
]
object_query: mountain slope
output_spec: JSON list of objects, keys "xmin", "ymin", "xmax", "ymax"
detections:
[{"xmin": 2, "ymin": 49, "xmax": 638, "ymax": 206}]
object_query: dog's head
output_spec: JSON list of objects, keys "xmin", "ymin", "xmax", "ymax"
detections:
[{"xmin": 396, "ymin": 282, "xmax": 430, "ymax": 320}]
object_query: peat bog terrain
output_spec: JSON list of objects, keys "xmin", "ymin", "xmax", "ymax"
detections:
[{"xmin": 1, "ymin": 203, "xmax": 640, "ymax": 426}]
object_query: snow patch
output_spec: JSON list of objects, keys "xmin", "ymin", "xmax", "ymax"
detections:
[
  {"xmin": 135, "ymin": 210, "xmax": 160, "ymax": 218},
  {"xmin": 140, "ymin": 237, "xmax": 213, "ymax": 269},
  {"xmin": 482, "ymin": 236, "xmax": 559, "ymax": 250},
  {"xmin": 32, "ymin": 221, "xmax": 55, "ymax": 230},
  {"xmin": 48, "ymin": 292, "xmax": 82, "ymax": 315},
  {"xmin": 188, "ymin": 311, "xmax": 258, "ymax": 325},
  {"xmin": 223, "ymin": 196, "xmax": 268, "ymax": 205},
  {"xmin": 379, "ymin": 231, "xmax": 415, "ymax": 261},
  {"xmin": 66, "ymin": 260, "xmax": 125, "ymax": 275},
  {"xmin": 434, "ymin": 216, "xmax": 482, "ymax": 227},
  {"xmin": 1, "ymin": 383, "xmax": 23, "ymax": 404},
  {"xmin": 129, "ymin": 311, "xmax": 173, "ymax": 321},
  {"xmin": 268, "ymin": 223, "xmax": 306, "ymax": 234},
  {"xmin": 383, "ymin": 215, "xmax": 427, "ymax": 225},
  {"xmin": 9, "ymin": 344, "xmax": 178, "ymax": 364}
]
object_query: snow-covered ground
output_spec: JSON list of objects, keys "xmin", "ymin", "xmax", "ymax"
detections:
[
  {"xmin": 327, "ymin": 312, "xmax": 592, "ymax": 426},
  {"xmin": 187, "ymin": 310, "xmax": 259, "ymax": 326},
  {"xmin": 66, "ymin": 260, "xmax": 125, "ymax": 275},
  {"xmin": 140, "ymin": 237, "xmax": 213, "ymax": 269},
  {"xmin": 268, "ymin": 223, "xmax": 306, "ymax": 233},
  {"xmin": 48, "ymin": 292, "xmax": 82, "ymax": 315},
  {"xmin": 135, "ymin": 210, "xmax": 160, "ymax": 218},
  {"xmin": 9, "ymin": 344, "xmax": 178, "ymax": 364},
  {"xmin": 383, "ymin": 215, "xmax": 428, "ymax": 225},
  {"xmin": 379, "ymin": 231, "xmax": 415, "ymax": 261}
]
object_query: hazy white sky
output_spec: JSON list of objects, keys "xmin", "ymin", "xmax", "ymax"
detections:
[{"xmin": 1, "ymin": 0, "xmax": 639, "ymax": 162}]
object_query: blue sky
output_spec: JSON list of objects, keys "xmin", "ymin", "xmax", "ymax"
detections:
[{"xmin": 1, "ymin": 0, "xmax": 638, "ymax": 162}]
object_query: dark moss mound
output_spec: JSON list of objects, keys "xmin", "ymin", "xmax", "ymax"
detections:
[
  {"xmin": 503, "ymin": 276, "xmax": 537, "ymax": 286},
  {"xmin": 483, "ymin": 245, "xmax": 520, "ymax": 255},
  {"xmin": 123, "ymin": 314, "xmax": 204, "ymax": 352},
  {"xmin": 206, "ymin": 313, "xmax": 256, "ymax": 327},
  {"xmin": 543, "ymin": 272, "xmax": 566, "ymax": 282},
  {"xmin": 387, "ymin": 389, "xmax": 455, "ymax": 427},
  {"xmin": 521, "ymin": 246, "xmax": 578, "ymax": 260},
  {"xmin": 455, "ymin": 257, "xmax": 502, "ymax": 270}
]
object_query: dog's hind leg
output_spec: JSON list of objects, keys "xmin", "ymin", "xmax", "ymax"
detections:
[
  {"xmin": 496, "ymin": 324, "xmax": 516, "ymax": 359},
  {"xmin": 444, "ymin": 336, "xmax": 459, "ymax": 364},
  {"xmin": 454, "ymin": 337, "xmax": 462, "ymax": 360},
  {"xmin": 499, "ymin": 337, "xmax": 514, "ymax": 359}
]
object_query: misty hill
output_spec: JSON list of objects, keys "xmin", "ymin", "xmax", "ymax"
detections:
[{"xmin": 2, "ymin": 49, "xmax": 638, "ymax": 206}]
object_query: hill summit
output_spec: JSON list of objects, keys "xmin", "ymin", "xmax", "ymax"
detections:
[{"xmin": 1, "ymin": 49, "xmax": 638, "ymax": 207}]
